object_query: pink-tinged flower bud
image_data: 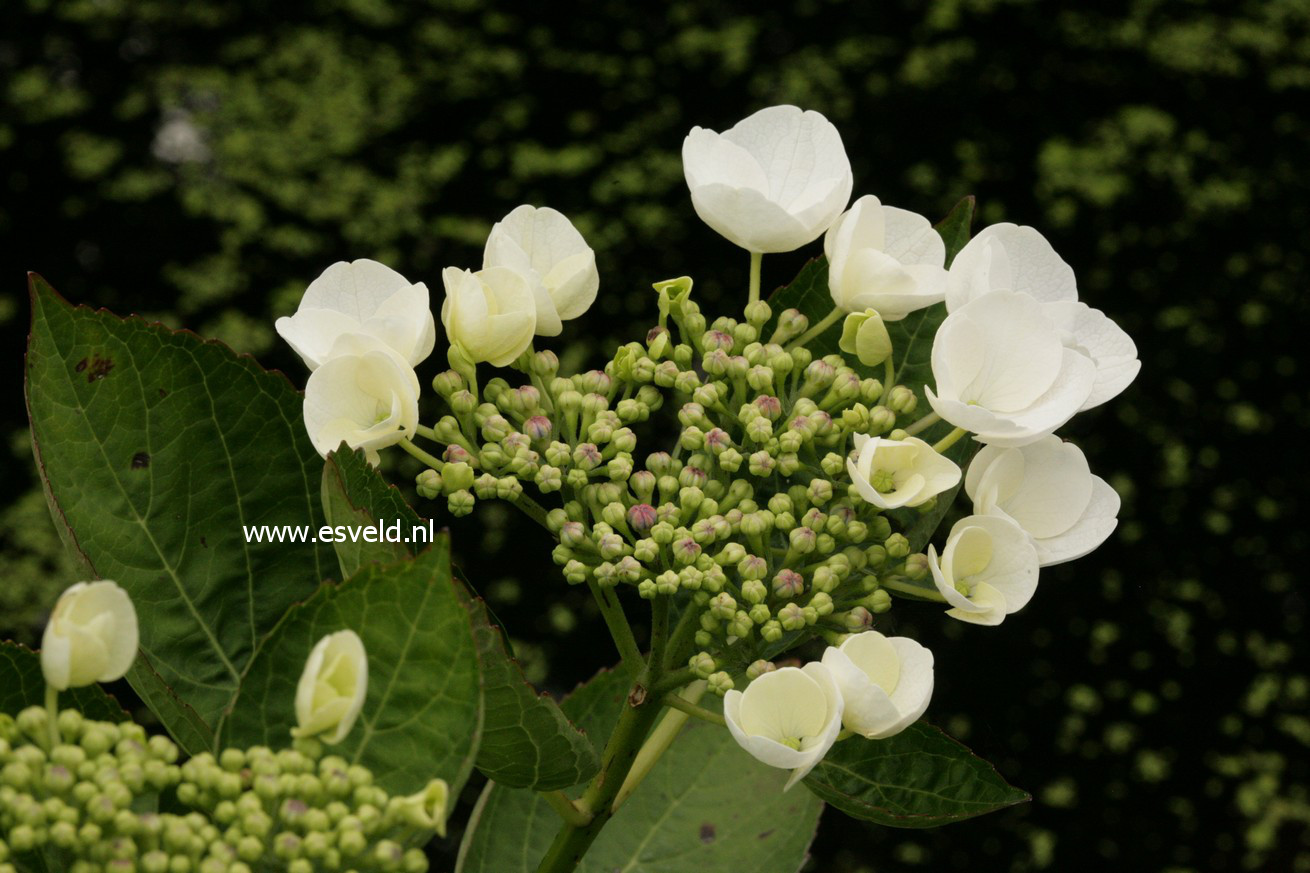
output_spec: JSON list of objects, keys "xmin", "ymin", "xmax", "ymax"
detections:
[
  {"xmin": 753, "ymin": 394, "xmax": 783, "ymax": 421},
  {"xmin": 843, "ymin": 606, "xmax": 874, "ymax": 631},
  {"xmin": 627, "ymin": 503, "xmax": 658, "ymax": 534},
  {"xmin": 772, "ymin": 569, "xmax": 805, "ymax": 599},
  {"xmin": 442, "ymin": 444, "xmax": 473, "ymax": 465},
  {"xmin": 702, "ymin": 330, "xmax": 735, "ymax": 353}
]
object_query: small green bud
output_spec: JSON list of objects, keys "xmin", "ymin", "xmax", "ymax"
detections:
[
  {"xmin": 688, "ymin": 652, "xmax": 717, "ymax": 679},
  {"xmin": 707, "ymin": 672, "xmax": 735, "ymax": 696},
  {"xmin": 760, "ymin": 620, "xmax": 784, "ymax": 643},
  {"xmin": 885, "ymin": 533, "xmax": 910, "ymax": 558},
  {"xmin": 843, "ymin": 606, "xmax": 875, "ymax": 631}
]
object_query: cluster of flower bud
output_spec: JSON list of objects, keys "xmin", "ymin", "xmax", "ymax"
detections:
[
  {"xmin": 407, "ymin": 280, "xmax": 943, "ymax": 684},
  {"xmin": 0, "ymin": 708, "xmax": 437, "ymax": 873}
]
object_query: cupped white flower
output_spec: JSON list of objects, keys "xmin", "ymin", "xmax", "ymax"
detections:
[
  {"xmin": 926, "ymin": 291, "xmax": 1097, "ymax": 447},
  {"xmin": 723, "ymin": 663, "xmax": 844, "ymax": 790},
  {"xmin": 683, "ymin": 105, "xmax": 853, "ymax": 254},
  {"xmin": 292, "ymin": 630, "xmax": 368, "ymax": 745},
  {"xmin": 41, "ymin": 581, "xmax": 139, "ymax": 691},
  {"xmin": 965, "ymin": 435, "xmax": 1121, "ymax": 566},
  {"xmin": 928, "ymin": 515, "xmax": 1039, "ymax": 626},
  {"xmin": 821, "ymin": 631, "xmax": 934, "ymax": 739},
  {"xmin": 483, "ymin": 205, "xmax": 599, "ymax": 337},
  {"xmin": 275, "ymin": 259, "xmax": 436, "ymax": 371},
  {"xmin": 440, "ymin": 266, "xmax": 537, "ymax": 367},
  {"xmin": 303, "ymin": 337, "xmax": 420, "ymax": 466},
  {"xmin": 825, "ymin": 195, "xmax": 947, "ymax": 320},
  {"xmin": 847, "ymin": 433, "xmax": 961, "ymax": 509},
  {"xmin": 946, "ymin": 224, "xmax": 1139, "ymax": 409}
]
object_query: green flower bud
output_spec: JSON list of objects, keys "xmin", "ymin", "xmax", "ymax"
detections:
[
  {"xmin": 867, "ymin": 589, "xmax": 893, "ymax": 613},
  {"xmin": 904, "ymin": 553, "xmax": 930, "ymax": 580},
  {"xmin": 415, "ymin": 467, "xmax": 442, "ymax": 499},
  {"xmin": 843, "ymin": 606, "xmax": 874, "ymax": 631},
  {"xmin": 772, "ymin": 569, "xmax": 804, "ymax": 598},
  {"xmin": 707, "ymin": 671, "xmax": 735, "ymax": 696},
  {"xmin": 838, "ymin": 309, "xmax": 893, "ymax": 367},
  {"xmin": 885, "ymin": 533, "xmax": 910, "ymax": 558},
  {"xmin": 717, "ymin": 448, "xmax": 744, "ymax": 473},
  {"xmin": 687, "ymin": 652, "xmax": 716, "ymax": 681},
  {"xmin": 777, "ymin": 602, "xmax": 807, "ymax": 631},
  {"xmin": 748, "ymin": 451, "xmax": 775, "ymax": 477},
  {"xmin": 760, "ymin": 621, "xmax": 783, "ymax": 643}
]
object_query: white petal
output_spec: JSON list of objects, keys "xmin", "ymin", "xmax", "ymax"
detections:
[
  {"xmin": 822, "ymin": 646, "xmax": 902, "ymax": 739},
  {"xmin": 928, "ymin": 544, "xmax": 984, "ymax": 613},
  {"xmin": 882, "ymin": 637, "xmax": 934, "ymax": 735},
  {"xmin": 689, "ymin": 183, "xmax": 815, "ymax": 253},
  {"xmin": 301, "ymin": 259, "xmax": 416, "ymax": 322},
  {"xmin": 276, "ymin": 309, "xmax": 363, "ymax": 371},
  {"xmin": 1043, "ymin": 301, "xmax": 1140, "ymax": 410},
  {"xmin": 683, "ymin": 128, "xmax": 770, "ymax": 195},
  {"xmin": 949, "ymin": 224, "xmax": 1077, "ymax": 310},
  {"xmin": 963, "ymin": 515, "xmax": 1039, "ymax": 612},
  {"xmin": 945, "ymin": 581, "xmax": 1010, "ymax": 626},
  {"xmin": 991, "ymin": 437, "xmax": 1093, "ymax": 539},
  {"xmin": 1034, "ymin": 475, "xmax": 1120, "ymax": 566},
  {"xmin": 881, "ymin": 206, "xmax": 945, "ymax": 267}
]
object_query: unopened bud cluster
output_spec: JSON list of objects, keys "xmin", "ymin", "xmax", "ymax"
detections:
[
  {"xmin": 0, "ymin": 708, "xmax": 433, "ymax": 872},
  {"xmin": 410, "ymin": 282, "xmax": 936, "ymax": 684}
]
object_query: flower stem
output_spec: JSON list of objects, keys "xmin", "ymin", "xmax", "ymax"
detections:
[
  {"xmin": 45, "ymin": 684, "xmax": 59, "ymax": 749},
  {"xmin": 612, "ymin": 682, "xmax": 711, "ymax": 812},
  {"xmin": 660, "ymin": 690, "xmax": 725, "ymax": 728},
  {"xmin": 881, "ymin": 356, "xmax": 895, "ymax": 403},
  {"xmin": 788, "ymin": 307, "xmax": 844, "ymax": 349},
  {"xmin": 414, "ymin": 424, "xmax": 440, "ymax": 442},
  {"xmin": 881, "ymin": 577, "xmax": 947, "ymax": 603},
  {"xmin": 536, "ymin": 672, "xmax": 665, "ymax": 873},
  {"xmin": 586, "ymin": 579, "xmax": 644, "ymax": 674},
  {"xmin": 542, "ymin": 790, "xmax": 592, "ymax": 828},
  {"xmin": 747, "ymin": 251, "xmax": 763, "ymax": 305},
  {"xmin": 511, "ymin": 492, "xmax": 552, "ymax": 529},
  {"xmin": 398, "ymin": 437, "xmax": 445, "ymax": 470},
  {"xmin": 932, "ymin": 426, "xmax": 969, "ymax": 454},
  {"xmin": 902, "ymin": 410, "xmax": 941, "ymax": 436}
]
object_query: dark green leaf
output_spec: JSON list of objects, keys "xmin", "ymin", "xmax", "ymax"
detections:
[
  {"xmin": 458, "ymin": 589, "xmax": 600, "ymax": 791},
  {"xmin": 321, "ymin": 448, "xmax": 418, "ymax": 578},
  {"xmin": 456, "ymin": 668, "xmax": 823, "ymax": 873},
  {"xmin": 803, "ymin": 722, "xmax": 1029, "ymax": 827},
  {"xmin": 24, "ymin": 275, "xmax": 334, "ymax": 749},
  {"xmin": 219, "ymin": 541, "xmax": 483, "ymax": 797},
  {"xmin": 0, "ymin": 641, "xmax": 129, "ymax": 722}
]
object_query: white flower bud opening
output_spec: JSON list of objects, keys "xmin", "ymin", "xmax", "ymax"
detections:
[
  {"xmin": 928, "ymin": 515, "xmax": 1040, "ymax": 626},
  {"xmin": 483, "ymin": 205, "xmax": 599, "ymax": 337},
  {"xmin": 41, "ymin": 580, "xmax": 139, "ymax": 691},
  {"xmin": 440, "ymin": 266, "xmax": 537, "ymax": 367},
  {"xmin": 847, "ymin": 433, "xmax": 962, "ymax": 509},
  {"xmin": 826, "ymin": 195, "xmax": 947, "ymax": 320},
  {"xmin": 292, "ymin": 630, "xmax": 368, "ymax": 745},
  {"xmin": 302, "ymin": 339, "xmax": 420, "ymax": 466}
]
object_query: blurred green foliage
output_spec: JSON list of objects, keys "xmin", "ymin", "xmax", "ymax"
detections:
[{"xmin": 3, "ymin": 0, "xmax": 1308, "ymax": 870}]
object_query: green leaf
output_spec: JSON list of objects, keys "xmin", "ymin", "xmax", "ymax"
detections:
[
  {"xmin": 456, "ymin": 668, "xmax": 823, "ymax": 873},
  {"xmin": 24, "ymin": 274, "xmax": 334, "ymax": 749},
  {"xmin": 219, "ymin": 541, "xmax": 483, "ymax": 797},
  {"xmin": 324, "ymin": 447, "xmax": 597, "ymax": 791},
  {"xmin": 458, "ymin": 588, "xmax": 600, "ymax": 791},
  {"xmin": 321, "ymin": 448, "xmax": 419, "ymax": 578},
  {"xmin": 0, "ymin": 641, "xmax": 129, "ymax": 722},
  {"xmin": 803, "ymin": 722, "xmax": 1029, "ymax": 828}
]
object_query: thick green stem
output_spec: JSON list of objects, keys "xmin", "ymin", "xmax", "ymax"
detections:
[
  {"xmin": 535, "ymin": 676, "xmax": 665, "ymax": 873},
  {"xmin": 881, "ymin": 356, "xmax": 895, "ymax": 404},
  {"xmin": 612, "ymin": 682, "xmax": 710, "ymax": 811},
  {"xmin": 647, "ymin": 596, "xmax": 670, "ymax": 676},
  {"xmin": 747, "ymin": 251, "xmax": 763, "ymax": 305},
  {"xmin": 661, "ymin": 601, "xmax": 700, "ymax": 673},
  {"xmin": 587, "ymin": 580, "xmax": 643, "ymax": 673},
  {"xmin": 788, "ymin": 307, "xmax": 844, "ymax": 350}
]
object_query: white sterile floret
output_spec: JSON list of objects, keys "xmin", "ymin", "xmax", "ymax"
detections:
[
  {"xmin": 946, "ymin": 223, "xmax": 1139, "ymax": 410},
  {"xmin": 928, "ymin": 514, "xmax": 1040, "ymax": 626},
  {"xmin": 303, "ymin": 336, "xmax": 420, "ymax": 466},
  {"xmin": 723, "ymin": 663, "xmax": 845, "ymax": 790},
  {"xmin": 41, "ymin": 580, "xmax": 139, "ymax": 691},
  {"xmin": 847, "ymin": 433, "xmax": 961, "ymax": 509},
  {"xmin": 682, "ymin": 105, "xmax": 853, "ymax": 254},
  {"xmin": 826, "ymin": 195, "xmax": 947, "ymax": 320},
  {"xmin": 440, "ymin": 266, "xmax": 538, "ymax": 367},
  {"xmin": 275, "ymin": 259, "xmax": 436, "ymax": 371},
  {"xmin": 925, "ymin": 291, "xmax": 1097, "ymax": 447},
  {"xmin": 483, "ymin": 205, "xmax": 599, "ymax": 337},
  {"xmin": 292, "ymin": 629, "xmax": 369, "ymax": 745},
  {"xmin": 821, "ymin": 631, "xmax": 934, "ymax": 739},
  {"xmin": 965, "ymin": 435, "xmax": 1121, "ymax": 566}
]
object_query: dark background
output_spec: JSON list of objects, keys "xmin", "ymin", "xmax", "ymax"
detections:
[{"xmin": 3, "ymin": 1, "xmax": 1308, "ymax": 870}]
